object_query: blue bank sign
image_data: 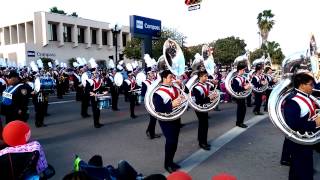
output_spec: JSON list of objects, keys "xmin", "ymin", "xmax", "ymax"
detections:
[{"xmin": 130, "ymin": 15, "xmax": 161, "ymax": 37}]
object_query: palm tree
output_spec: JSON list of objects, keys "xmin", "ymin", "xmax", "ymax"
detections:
[{"xmin": 257, "ymin": 10, "xmax": 275, "ymax": 46}]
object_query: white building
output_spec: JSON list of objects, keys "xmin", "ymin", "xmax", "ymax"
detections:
[{"xmin": 0, "ymin": 11, "xmax": 131, "ymax": 67}]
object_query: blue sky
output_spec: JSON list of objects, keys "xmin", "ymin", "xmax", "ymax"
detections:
[{"xmin": 1, "ymin": 0, "xmax": 319, "ymax": 55}]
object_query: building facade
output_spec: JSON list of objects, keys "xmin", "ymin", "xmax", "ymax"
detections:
[{"xmin": 0, "ymin": 11, "xmax": 131, "ymax": 67}]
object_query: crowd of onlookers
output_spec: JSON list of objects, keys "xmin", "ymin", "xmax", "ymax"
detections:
[{"xmin": 0, "ymin": 120, "xmax": 237, "ymax": 180}]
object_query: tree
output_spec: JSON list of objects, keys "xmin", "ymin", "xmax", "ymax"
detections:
[
  {"xmin": 257, "ymin": 10, "xmax": 275, "ymax": 46},
  {"xmin": 249, "ymin": 49, "xmax": 265, "ymax": 63},
  {"xmin": 213, "ymin": 36, "xmax": 247, "ymax": 65},
  {"xmin": 70, "ymin": 12, "xmax": 78, "ymax": 17},
  {"xmin": 123, "ymin": 27, "xmax": 186, "ymax": 63},
  {"xmin": 123, "ymin": 37, "xmax": 142, "ymax": 60},
  {"xmin": 250, "ymin": 41, "xmax": 285, "ymax": 65},
  {"xmin": 40, "ymin": 58, "xmax": 54, "ymax": 70},
  {"xmin": 68, "ymin": 58, "xmax": 77, "ymax": 67},
  {"xmin": 50, "ymin": 7, "xmax": 67, "ymax": 15},
  {"xmin": 152, "ymin": 27, "xmax": 186, "ymax": 60}
]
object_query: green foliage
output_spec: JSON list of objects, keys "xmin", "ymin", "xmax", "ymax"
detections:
[
  {"xmin": 68, "ymin": 58, "xmax": 77, "ymax": 67},
  {"xmin": 49, "ymin": 7, "xmax": 66, "ymax": 15},
  {"xmin": 250, "ymin": 41, "xmax": 285, "ymax": 65},
  {"xmin": 123, "ymin": 37, "xmax": 142, "ymax": 60},
  {"xmin": 249, "ymin": 49, "xmax": 265, "ymax": 63},
  {"xmin": 257, "ymin": 10, "xmax": 275, "ymax": 44},
  {"xmin": 70, "ymin": 12, "xmax": 78, "ymax": 17},
  {"xmin": 152, "ymin": 27, "xmax": 186, "ymax": 60},
  {"xmin": 40, "ymin": 58, "xmax": 54, "ymax": 70},
  {"xmin": 213, "ymin": 36, "xmax": 247, "ymax": 65},
  {"xmin": 123, "ymin": 27, "xmax": 186, "ymax": 63}
]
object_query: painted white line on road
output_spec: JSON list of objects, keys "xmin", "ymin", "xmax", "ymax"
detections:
[
  {"xmin": 163, "ymin": 114, "xmax": 268, "ymax": 176},
  {"xmin": 28, "ymin": 100, "xmax": 76, "ymax": 107}
]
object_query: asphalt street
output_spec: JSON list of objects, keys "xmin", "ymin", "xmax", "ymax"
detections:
[{"xmin": 24, "ymin": 93, "xmax": 288, "ymax": 180}]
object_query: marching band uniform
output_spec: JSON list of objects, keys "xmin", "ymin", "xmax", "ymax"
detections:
[
  {"xmin": 264, "ymin": 73, "xmax": 275, "ymax": 112},
  {"xmin": 86, "ymin": 75, "xmax": 106, "ymax": 128},
  {"xmin": 124, "ymin": 74, "xmax": 138, "ymax": 118},
  {"xmin": 72, "ymin": 71, "xmax": 83, "ymax": 101},
  {"xmin": 251, "ymin": 71, "xmax": 265, "ymax": 115},
  {"xmin": 231, "ymin": 65, "xmax": 248, "ymax": 128},
  {"xmin": 142, "ymin": 73, "xmax": 161, "ymax": 139},
  {"xmin": 107, "ymin": 72, "xmax": 120, "ymax": 111},
  {"xmin": 283, "ymin": 88, "xmax": 319, "ymax": 180},
  {"xmin": 153, "ymin": 80, "xmax": 181, "ymax": 173},
  {"xmin": 1, "ymin": 71, "xmax": 30, "ymax": 124},
  {"xmin": 32, "ymin": 89, "xmax": 47, "ymax": 127},
  {"xmin": 81, "ymin": 71, "xmax": 91, "ymax": 118},
  {"xmin": 193, "ymin": 81, "xmax": 211, "ymax": 150}
]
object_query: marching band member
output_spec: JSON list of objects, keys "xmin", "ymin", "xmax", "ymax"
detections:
[
  {"xmin": 86, "ymin": 70, "xmax": 108, "ymax": 128},
  {"xmin": 107, "ymin": 70, "xmax": 120, "ymax": 111},
  {"xmin": 153, "ymin": 69, "xmax": 183, "ymax": 173},
  {"xmin": 81, "ymin": 67, "xmax": 91, "ymax": 118},
  {"xmin": 124, "ymin": 72, "xmax": 138, "ymax": 118},
  {"xmin": 231, "ymin": 63, "xmax": 252, "ymax": 128},
  {"xmin": 192, "ymin": 70, "xmax": 218, "ymax": 150},
  {"xmin": 72, "ymin": 67, "xmax": 83, "ymax": 101},
  {"xmin": 263, "ymin": 66, "xmax": 277, "ymax": 112},
  {"xmin": 142, "ymin": 69, "xmax": 161, "ymax": 139},
  {"xmin": 251, "ymin": 64, "xmax": 267, "ymax": 115},
  {"xmin": 1, "ymin": 70, "xmax": 30, "ymax": 123},
  {"xmin": 282, "ymin": 73, "xmax": 320, "ymax": 180},
  {"xmin": 31, "ymin": 75, "xmax": 48, "ymax": 128}
]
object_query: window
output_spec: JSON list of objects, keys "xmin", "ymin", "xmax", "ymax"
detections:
[
  {"xmin": 48, "ymin": 23, "xmax": 57, "ymax": 41},
  {"xmin": 78, "ymin": 27, "xmax": 85, "ymax": 43},
  {"xmin": 102, "ymin": 31, "xmax": 108, "ymax": 45},
  {"xmin": 63, "ymin": 25, "xmax": 72, "ymax": 42},
  {"xmin": 122, "ymin": 34, "xmax": 127, "ymax": 47},
  {"xmin": 91, "ymin": 29, "xmax": 97, "ymax": 44}
]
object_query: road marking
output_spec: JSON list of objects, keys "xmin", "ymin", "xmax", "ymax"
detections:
[
  {"xmin": 163, "ymin": 114, "xmax": 268, "ymax": 175},
  {"xmin": 28, "ymin": 100, "xmax": 76, "ymax": 107}
]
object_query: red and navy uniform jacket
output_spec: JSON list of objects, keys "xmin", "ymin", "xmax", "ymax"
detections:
[
  {"xmin": 123, "ymin": 78, "xmax": 139, "ymax": 94},
  {"xmin": 265, "ymin": 74, "xmax": 275, "ymax": 88},
  {"xmin": 231, "ymin": 75, "xmax": 246, "ymax": 93},
  {"xmin": 86, "ymin": 79, "xmax": 106, "ymax": 100},
  {"xmin": 251, "ymin": 73, "xmax": 265, "ymax": 90},
  {"xmin": 283, "ymin": 89, "xmax": 318, "ymax": 180},
  {"xmin": 141, "ymin": 79, "xmax": 152, "ymax": 97},
  {"xmin": 192, "ymin": 82, "xmax": 211, "ymax": 106},
  {"xmin": 153, "ymin": 84, "xmax": 178, "ymax": 114}
]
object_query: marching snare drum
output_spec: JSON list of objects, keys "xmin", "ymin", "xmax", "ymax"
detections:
[
  {"xmin": 34, "ymin": 77, "xmax": 56, "ymax": 93},
  {"xmin": 97, "ymin": 96, "xmax": 111, "ymax": 110}
]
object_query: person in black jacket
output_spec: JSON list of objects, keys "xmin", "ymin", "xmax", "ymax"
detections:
[
  {"xmin": 142, "ymin": 70, "xmax": 161, "ymax": 139},
  {"xmin": 251, "ymin": 65, "xmax": 267, "ymax": 115},
  {"xmin": 1, "ymin": 70, "xmax": 30, "ymax": 124},
  {"xmin": 282, "ymin": 72, "xmax": 320, "ymax": 180},
  {"xmin": 86, "ymin": 71, "xmax": 108, "ymax": 128},
  {"xmin": 153, "ymin": 69, "xmax": 183, "ymax": 173},
  {"xmin": 231, "ymin": 62, "xmax": 252, "ymax": 128},
  {"xmin": 192, "ymin": 70, "xmax": 218, "ymax": 150},
  {"xmin": 123, "ymin": 73, "xmax": 138, "ymax": 119}
]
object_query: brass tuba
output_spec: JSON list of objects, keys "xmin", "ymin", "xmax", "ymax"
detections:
[
  {"xmin": 185, "ymin": 45, "xmax": 220, "ymax": 112},
  {"xmin": 144, "ymin": 39, "xmax": 188, "ymax": 121},
  {"xmin": 268, "ymin": 51, "xmax": 320, "ymax": 145},
  {"xmin": 225, "ymin": 53, "xmax": 253, "ymax": 98}
]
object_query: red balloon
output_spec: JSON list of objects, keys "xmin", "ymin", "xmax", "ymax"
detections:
[
  {"xmin": 2, "ymin": 120, "xmax": 31, "ymax": 147},
  {"xmin": 167, "ymin": 171, "xmax": 192, "ymax": 180}
]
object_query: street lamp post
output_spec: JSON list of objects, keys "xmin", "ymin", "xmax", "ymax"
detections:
[{"xmin": 111, "ymin": 24, "xmax": 121, "ymax": 64}]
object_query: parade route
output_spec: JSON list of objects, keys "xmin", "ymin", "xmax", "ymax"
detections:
[{"xmin": 25, "ymin": 94, "xmax": 288, "ymax": 179}]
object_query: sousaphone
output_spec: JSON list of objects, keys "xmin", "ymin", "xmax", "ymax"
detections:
[{"xmin": 144, "ymin": 39, "xmax": 188, "ymax": 121}]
